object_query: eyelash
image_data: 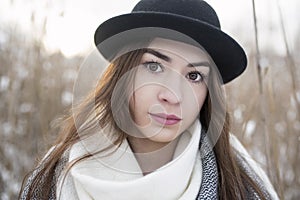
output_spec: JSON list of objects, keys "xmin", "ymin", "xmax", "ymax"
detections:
[
  {"xmin": 186, "ymin": 70, "xmax": 207, "ymax": 83},
  {"xmin": 142, "ymin": 61, "xmax": 207, "ymax": 83},
  {"xmin": 142, "ymin": 61, "xmax": 164, "ymax": 73}
]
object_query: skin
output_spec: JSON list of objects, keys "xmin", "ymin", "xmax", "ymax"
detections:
[{"xmin": 127, "ymin": 38, "xmax": 211, "ymax": 174}]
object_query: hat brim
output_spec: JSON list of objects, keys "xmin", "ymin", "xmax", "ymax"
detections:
[{"xmin": 94, "ymin": 12, "xmax": 247, "ymax": 83}]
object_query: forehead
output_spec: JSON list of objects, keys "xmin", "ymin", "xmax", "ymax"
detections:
[{"xmin": 147, "ymin": 38, "xmax": 210, "ymax": 62}]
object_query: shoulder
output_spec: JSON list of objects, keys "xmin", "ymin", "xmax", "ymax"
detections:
[{"xmin": 229, "ymin": 134, "xmax": 279, "ymax": 200}]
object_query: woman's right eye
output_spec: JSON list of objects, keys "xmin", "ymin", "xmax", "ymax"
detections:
[{"xmin": 143, "ymin": 62, "xmax": 164, "ymax": 73}]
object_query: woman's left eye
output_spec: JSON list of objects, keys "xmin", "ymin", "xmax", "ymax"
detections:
[
  {"xmin": 186, "ymin": 71, "xmax": 205, "ymax": 83},
  {"xmin": 143, "ymin": 62, "xmax": 164, "ymax": 73}
]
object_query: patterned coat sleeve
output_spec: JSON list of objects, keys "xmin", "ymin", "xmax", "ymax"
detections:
[
  {"xmin": 230, "ymin": 134, "xmax": 279, "ymax": 200},
  {"xmin": 19, "ymin": 148, "xmax": 69, "ymax": 200}
]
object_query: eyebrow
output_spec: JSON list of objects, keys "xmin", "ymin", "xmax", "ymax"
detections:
[
  {"xmin": 144, "ymin": 48, "xmax": 210, "ymax": 68},
  {"xmin": 145, "ymin": 49, "xmax": 171, "ymax": 62}
]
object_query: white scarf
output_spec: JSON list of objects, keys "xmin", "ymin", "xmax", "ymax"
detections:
[{"xmin": 57, "ymin": 120, "xmax": 202, "ymax": 200}]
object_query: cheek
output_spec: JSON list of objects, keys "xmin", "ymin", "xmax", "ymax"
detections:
[
  {"xmin": 196, "ymin": 88, "xmax": 208, "ymax": 109},
  {"xmin": 184, "ymin": 86, "xmax": 207, "ymax": 116},
  {"xmin": 129, "ymin": 94, "xmax": 142, "ymax": 126},
  {"xmin": 129, "ymin": 88, "xmax": 148, "ymax": 110},
  {"xmin": 129, "ymin": 92, "xmax": 141, "ymax": 119},
  {"xmin": 128, "ymin": 87, "xmax": 153, "ymax": 125}
]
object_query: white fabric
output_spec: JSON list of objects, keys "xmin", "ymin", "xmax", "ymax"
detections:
[
  {"xmin": 56, "ymin": 121, "xmax": 279, "ymax": 200},
  {"xmin": 58, "ymin": 120, "xmax": 202, "ymax": 200}
]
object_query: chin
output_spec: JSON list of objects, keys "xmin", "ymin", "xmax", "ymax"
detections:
[
  {"xmin": 134, "ymin": 120, "xmax": 184, "ymax": 143},
  {"xmin": 146, "ymin": 128, "xmax": 182, "ymax": 143}
]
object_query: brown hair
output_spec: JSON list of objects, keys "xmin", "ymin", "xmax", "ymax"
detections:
[
  {"xmin": 200, "ymin": 63, "xmax": 268, "ymax": 199},
  {"xmin": 20, "ymin": 47, "xmax": 267, "ymax": 200}
]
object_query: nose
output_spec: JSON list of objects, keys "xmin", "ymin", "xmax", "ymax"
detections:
[{"xmin": 157, "ymin": 80, "xmax": 183, "ymax": 105}]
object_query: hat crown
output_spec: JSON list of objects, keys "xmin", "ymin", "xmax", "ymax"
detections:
[{"xmin": 132, "ymin": 0, "xmax": 220, "ymax": 28}]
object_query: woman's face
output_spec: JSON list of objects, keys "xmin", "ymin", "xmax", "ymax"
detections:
[{"xmin": 129, "ymin": 38, "xmax": 210, "ymax": 143}]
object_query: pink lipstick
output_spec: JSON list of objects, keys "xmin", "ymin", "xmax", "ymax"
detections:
[{"xmin": 149, "ymin": 113, "xmax": 182, "ymax": 125}]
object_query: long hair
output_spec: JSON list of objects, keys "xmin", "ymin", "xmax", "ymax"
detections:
[
  {"xmin": 20, "ymin": 48, "xmax": 267, "ymax": 200},
  {"xmin": 200, "ymin": 62, "xmax": 268, "ymax": 199}
]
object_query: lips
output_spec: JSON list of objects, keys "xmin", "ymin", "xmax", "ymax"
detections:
[{"xmin": 149, "ymin": 113, "xmax": 182, "ymax": 125}]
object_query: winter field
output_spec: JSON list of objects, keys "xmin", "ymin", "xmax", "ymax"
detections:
[{"xmin": 0, "ymin": 0, "xmax": 300, "ymax": 199}]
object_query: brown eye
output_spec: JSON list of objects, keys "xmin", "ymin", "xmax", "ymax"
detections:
[{"xmin": 186, "ymin": 71, "xmax": 203, "ymax": 83}]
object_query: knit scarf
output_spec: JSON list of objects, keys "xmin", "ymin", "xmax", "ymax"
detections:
[
  {"xmin": 196, "ymin": 131, "xmax": 274, "ymax": 200},
  {"xmin": 56, "ymin": 125, "xmax": 274, "ymax": 200},
  {"xmin": 20, "ymin": 124, "xmax": 278, "ymax": 200},
  {"xmin": 57, "ymin": 120, "xmax": 203, "ymax": 199}
]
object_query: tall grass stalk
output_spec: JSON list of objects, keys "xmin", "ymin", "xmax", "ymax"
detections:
[{"xmin": 251, "ymin": 0, "xmax": 273, "ymax": 186}]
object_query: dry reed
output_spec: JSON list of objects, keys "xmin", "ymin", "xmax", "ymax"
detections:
[{"xmin": 0, "ymin": 1, "xmax": 299, "ymax": 199}]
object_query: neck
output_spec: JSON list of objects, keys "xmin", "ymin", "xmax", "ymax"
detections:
[{"xmin": 127, "ymin": 136, "xmax": 180, "ymax": 175}]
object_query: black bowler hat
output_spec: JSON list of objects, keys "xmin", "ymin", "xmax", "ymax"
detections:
[{"xmin": 94, "ymin": 0, "xmax": 247, "ymax": 83}]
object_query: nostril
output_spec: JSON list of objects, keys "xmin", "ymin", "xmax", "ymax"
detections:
[{"xmin": 158, "ymin": 89, "xmax": 182, "ymax": 104}]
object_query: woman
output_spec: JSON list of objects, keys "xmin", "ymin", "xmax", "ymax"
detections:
[{"xmin": 20, "ymin": 0, "xmax": 279, "ymax": 199}]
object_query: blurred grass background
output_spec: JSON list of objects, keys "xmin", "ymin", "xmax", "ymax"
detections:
[{"xmin": 0, "ymin": 0, "xmax": 299, "ymax": 199}]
